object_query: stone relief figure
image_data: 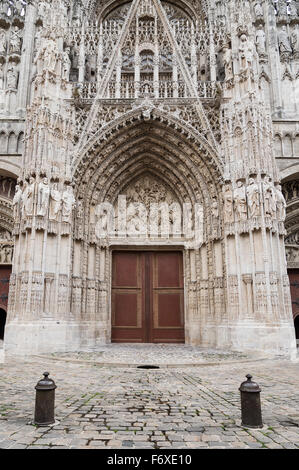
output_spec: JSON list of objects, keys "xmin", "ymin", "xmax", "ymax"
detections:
[
  {"xmin": 62, "ymin": 186, "xmax": 76, "ymax": 223},
  {"xmin": 223, "ymin": 184, "xmax": 234, "ymax": 223},
  {"xmin": 278, "ymin": 26, "xmax": 292, "ymax": 54},
  {"xmin": 6, "ymin": 64, "xmax": 18, "ymax": 89},
  {"xmin": 49, "ymin": 183, "xmax": 62, "ymax": 220},
  {"xmin": 0, "ymin": 29, "xmax": 6, "ymax": 55},
  {"xmin": 62, "ymin": 48, "xmax": 71, "ymax": 81},
  {"xmin": 262, "ymin": 176, "xmax": 276, "ymax": 217},
  {"xmin": 211, "ymin": 198, "xmax": 219, "ymax": 221},
  {"xmin": 256, "ymin": 25, "xmax": 266, "ymax": 55},
  {"xmin": 37, "ymin": 177, "xmax": 50, "ymax": 216},
  {"xmin": 234, "ymin": 181, "xmax": 248, "ymax": 221},
  {"xmin": 22, "ymin": 177, "xmax": 35, "ymax": 217},
  {"xmin": 223, "ymin": 45, "xmax": 233, "ymax": 80},
  {"xmin": 246, "ymin": 178, "xmax": 261, "ymax": 217},
  {"xmin": 12, "ymin": 184, "xmax": 23, "ymax": 219},
  {"xmin": 10, "ymin": 26, "xmax": 22, "ymax": 54},
  {"xmin": 239, "ymin": 33, "xmax": 253, "ymax": 72},
  {"xmin": 275, "ymin": 185, "xmax": 287, "ymax": 221}
]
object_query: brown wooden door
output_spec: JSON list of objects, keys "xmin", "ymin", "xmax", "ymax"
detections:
[
  {"xmin": 111, "ymin": 251, "xmax": 185, "ymax": 343},
  {"xmin": 289, "ymin": 269, "xmax": 299, "ymax": 319}
]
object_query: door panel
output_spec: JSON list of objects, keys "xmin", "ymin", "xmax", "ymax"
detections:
[
  {"xmin": 112, "ymin": 252, "xmax": 145, "ymax": 342},
  {"xmin": 289, "ymin": 269, "xmax": 299, "ymax": 318},
  {"xmin": 111, "ymin": 251, "xmax": 185, "ymax": 343}
]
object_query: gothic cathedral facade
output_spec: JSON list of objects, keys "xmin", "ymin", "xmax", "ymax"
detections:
[{"xmin": 0, "ymin": 0, "xmax": 298, "ymax": 357}]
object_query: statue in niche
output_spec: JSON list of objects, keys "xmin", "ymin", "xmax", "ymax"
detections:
[
  {"xmin": 246, "ymin": 178, "xmax": 261, "ymax": 217},
  {"xmin": 262, "ymin": 176, "xmax": 276, "ymax": 217},
  {"xmin": 62, "ymin": 47, "xmax": 71, "ymax": 81},
  {"xmin": 127, "ymin": 202, "xmax": 147, "ymax": 235},
  {"xmin": 62, "ymin": 185, "xmax": 76, "ymax": 223},
  {"xmin": 6, "ymin": 64, "xmax": 18, "ymax": 89},
  {"xmin": 0, "ymin": 29, "xmax": 6, "ymax": 54},
  {"xmin": 12, "ymin": 184, "xmax": 23, "ymax": 219},
  {"xmin": 234, "ymin": 181, "xmax": 248, "ymax": 221},
  {"xmin": 256, "ymin": 25, "xmax": 266, "ymax": 55},
  {"xmin": 239, "ymin": 33, "xmax": 253, "ymax": 72},
  {"xmin": 223, "ymin": 44, "xmax": 233, "ymax": 80},
  {"xmin": 22, "ymin": 177, "xmax": 35, "ymax": 217},
  {"xmin": 37, "ymin": 177, "xmax": 50, "ymax": 216},
  {"xmin": 211, "ymin": 198, "xmax": 219, "ymax": 220},
  {"xmin": 275, "ymin": 185, "xmax": 287, "ymax": 221},
  {"xmin": 10, "ymin": 26, "xmax": 22, "ymax": 54},
  {"xmin": 278, "ymin": 26, "xmax": 292, "ymax": 54},
  {"xmin": 288, "ymin": 0, "xmax": 298, "ymax": 17},
  {"xmin": 277, "ymin": 0, "xmax": 288, "ymax": 16},
  {"xmin": 254, "ymin": 0, "xmax": 263, "ymax": 18},
  {"xmin": 49, "ymin": 183, "xmax": 62, "ymax": 220},
  {"xmin": 223, "ymin": 184, "xmax": 234, "ymax": 223}
]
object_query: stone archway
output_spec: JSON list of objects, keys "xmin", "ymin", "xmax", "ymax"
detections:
[{"xmin": 72, "ymin": 117, "xmax": 225, "ymax": 348}]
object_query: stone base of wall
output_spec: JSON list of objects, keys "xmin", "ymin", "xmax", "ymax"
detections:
[
  {"xmin": 188, "ymin": 321, "xmax": 297, "ymax": 359},
  {"xmin": 4, "ymin": 319, "xmax": 297, "ymax": 360}
]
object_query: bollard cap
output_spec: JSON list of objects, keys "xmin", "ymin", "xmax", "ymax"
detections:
[
  {"xmin": 35, "ymin": 372, "xmax": 57, "ymax": 391},
  {"xmin": 239, "ymin": 374, "xmax": 261, "ymax": 393}
]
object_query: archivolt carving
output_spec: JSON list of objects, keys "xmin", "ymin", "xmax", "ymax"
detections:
[{"xmin": 72, "ymin": 103, "xmax": 224, "ymax": 176}]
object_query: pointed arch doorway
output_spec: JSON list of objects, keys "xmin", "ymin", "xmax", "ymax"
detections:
[{"xmin": 111, "ymin": 250, "xmax": 185, "ymax": 343}]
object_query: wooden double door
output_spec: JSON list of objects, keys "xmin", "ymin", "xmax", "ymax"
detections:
[{"xmin": 111, "ymin": 251, "xmax": 185, "ymax": 343}]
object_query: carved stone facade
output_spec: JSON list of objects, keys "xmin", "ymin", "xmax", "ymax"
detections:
[{"xmin": 0, "ymin": 0, "xmax": 298, "ymax": 357}]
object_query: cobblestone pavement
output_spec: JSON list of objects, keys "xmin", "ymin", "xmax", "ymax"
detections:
[{"xmin": 0, "ymin": 345, "xmax": 299, "ymax": 450}]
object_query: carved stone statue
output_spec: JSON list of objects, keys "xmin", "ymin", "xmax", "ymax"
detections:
[
  {"xmin": 288, "ymin": 0, "xmax": 298, "ymax": 17},
  {"xmin": 291, "ymin": 29, "xmax": 299, "ymax": 55},
  {"xmin": 62, "ymin": 48, "xmax": 71, "ymax": 81},
  {"xmin": 10, "ymin": 26, "xmax": 22, "ymax": 54},
  {"xmin": 277, "ymin": 0, "xmax": 288, "ymax": 16},
  {"xmin": 234, "ymin": 181, "xmax": 248, "ymax": 221},
  {"xmin": 12, "ymin": 184, "xmax": 23, "ymax": 219},
  {"xmin": 0, "ymin": 29, "xmax": 6, "ymax": 55},
  {"xmin": 49, "ymin": 183, "xmax": 62, "ymax": 220},
  {"xmin": 0, "ymin": 62, "xmax": 4, "ymax": 90},
  {"xmin": 223, "ymin": 45, "xmax": 233, "ymax": 80},
  {"xmin": 254, "ymin": 0, "xmax": 264, "ymax": 18},
  {"xmin": 262, "ymin": 176, "xmax": 276, "ymax": 217},
  {"xmin": 256, "ymin": 25, "xmax": 266, "ymax": 55},
  {"xmin": 239, "ymin": 34, "xmax": 253, "ymax": 72},
  {"xmin": 35, "ymin": 31, "xmax": 59, "ymax": 74},
  {"xmin": 6, "ymin": 65, "xmax": 18, "ymax": 89},
  {"xmin": 278, "ymin": 26, "xmax": 292, "ymax": 54},
  {"xmin": 62, "ymin": 186, "xmax": 76, "ymax": 222},
  {"xmin": 275, "ymin": 185, "xmax": 287, "ymax": 221},
  {"xmin": 22, "ymin": 177, "xmax": 35, "ymax": 217},
  {"xmin": 37, "ymin": 177, "xmax": 50, "ymax": 216},
  {"xmin": 223, "ymin": 184, "xmax": 234, "ymax": 223},
  {"xmin": 37, "ymin": 0, "xmax": 51, "ymax": 19},
  {"xmin": 246, "ymin": 178, "xmax": 261, "ymax": 217}
]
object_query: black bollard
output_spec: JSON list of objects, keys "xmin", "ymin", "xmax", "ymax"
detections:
[
  {"xmin": 34, "ymin": 372, "xmax": 57, "ymax": 426},
  {"xmin": 239, "ymin": 374, "xmax": 263, "ymax": 429}
]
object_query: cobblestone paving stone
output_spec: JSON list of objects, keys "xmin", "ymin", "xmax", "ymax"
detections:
[{"xmin": 0, "ymin": 345, "xmax": 299, "ymax": 449}]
